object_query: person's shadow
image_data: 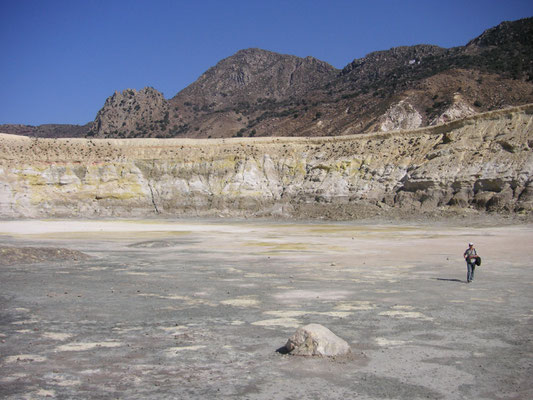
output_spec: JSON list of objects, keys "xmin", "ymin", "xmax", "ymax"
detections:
[{"xmin": 433, "ymin": 278, "xmax": 464, "ymax": 283}]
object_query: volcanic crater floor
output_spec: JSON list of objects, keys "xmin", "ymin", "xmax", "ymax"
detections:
[{"xmin": 1, "ymin": 219, "xmax": 532, "ymax": 399}]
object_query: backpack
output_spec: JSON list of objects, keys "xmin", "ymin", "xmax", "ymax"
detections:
[{"xmin": 475, "ymin": 256, "xmax": 481, "ymax": 266}]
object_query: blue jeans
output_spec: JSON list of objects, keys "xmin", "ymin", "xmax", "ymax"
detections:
[{"xmin": 467, "ymin": 262, "xmax": 475, "ymax": 282}]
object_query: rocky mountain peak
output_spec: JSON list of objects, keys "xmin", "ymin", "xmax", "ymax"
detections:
[
  {"xmin": 171, "ymin": 48, "xmax": 338, "ymax": 108},
  {"xmin": 88, "ymin": 87, "xmax": 170, "ymax": 138},
  {"xmin": 466, "ymin": 17, "xmax": 533, "ymax": 48}
]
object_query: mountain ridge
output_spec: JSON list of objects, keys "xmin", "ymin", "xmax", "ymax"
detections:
[{"xmin": 3, "ymin": 17, "xmax": 532, "ymax": 139}]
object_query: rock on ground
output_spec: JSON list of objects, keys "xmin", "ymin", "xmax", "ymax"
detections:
[{"xmin": 285, "ymin": 323, "xmax": 351, "ymax": 357}]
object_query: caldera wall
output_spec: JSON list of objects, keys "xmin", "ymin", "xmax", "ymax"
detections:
[{"xmin": 1, "ymin": 105, "xmax": 532, "ymax": 219}]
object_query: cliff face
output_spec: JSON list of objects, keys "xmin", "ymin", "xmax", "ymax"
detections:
[{"xmin": 1, "ymin": 105, "xmax": 532, "ymax": 219}]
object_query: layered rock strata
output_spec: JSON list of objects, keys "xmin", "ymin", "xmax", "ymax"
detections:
[{"xmin": 1, "ymin": 105, "xmax": 532, "ymax": 219}]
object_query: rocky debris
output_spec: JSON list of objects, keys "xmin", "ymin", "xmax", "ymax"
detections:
[
  {"xmin": 284, "ymin": 324, "xmax": 351, "ymax": 357},
  {"xmin": 0, "ymin": 246, "xmax": 91, "ymax": 266}
]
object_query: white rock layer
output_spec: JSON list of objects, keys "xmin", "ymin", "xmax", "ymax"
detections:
[{"xmin": 0, "ymin": 105, "xmax": 532, "ymax": 219}]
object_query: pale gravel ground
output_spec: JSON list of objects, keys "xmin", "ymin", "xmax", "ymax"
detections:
[{"xmin": 0, "ymin": 219, "xmax": 532, "ymax": 399}]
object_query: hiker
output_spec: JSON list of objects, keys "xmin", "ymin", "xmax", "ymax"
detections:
[{"xmin": 463, "ymin": 242, "xmax": 478, "ymax": 283}]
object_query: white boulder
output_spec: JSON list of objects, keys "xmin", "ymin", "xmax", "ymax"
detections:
[{"xmin": 285, "ymin": 323, "xmax": 351, "ymax": 357}]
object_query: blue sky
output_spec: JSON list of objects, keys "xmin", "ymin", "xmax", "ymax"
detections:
[{"xmin": 1, "ymin": 0, "xmax": 532, "ymax": 125}]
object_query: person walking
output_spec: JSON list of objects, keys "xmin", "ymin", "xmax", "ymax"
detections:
[{"xmin": 464, "ymin": 242, "xmax": 477, "ymax": 283}]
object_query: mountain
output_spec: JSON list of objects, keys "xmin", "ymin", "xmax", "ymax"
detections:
[
  {"xmin": 0, "ymin": 123, "xmax": 91, "ymax": 138},
  {"xmin": 6, "ymin": 17, "xmax": 533, "ymax": 139},
  {"xmin": 173, "ymin": 48, "xmax": 337, "ymax": 107},
  {"xmin": 89, "ymin": 87, "xmax": 170, "ymax": 138},
  {"xmin": 88, "ymin": 48, "xmax": 339, "ymax": 139}
]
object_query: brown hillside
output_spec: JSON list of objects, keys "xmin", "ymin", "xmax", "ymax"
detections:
[{"xmin": 7, "ymin": 18, "xmax": 533, "ymax": 139}]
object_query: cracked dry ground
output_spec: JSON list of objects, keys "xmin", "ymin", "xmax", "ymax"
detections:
[{"xmin": 1, "ymin": 220, "xmax": 532, "ymax": 399}]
